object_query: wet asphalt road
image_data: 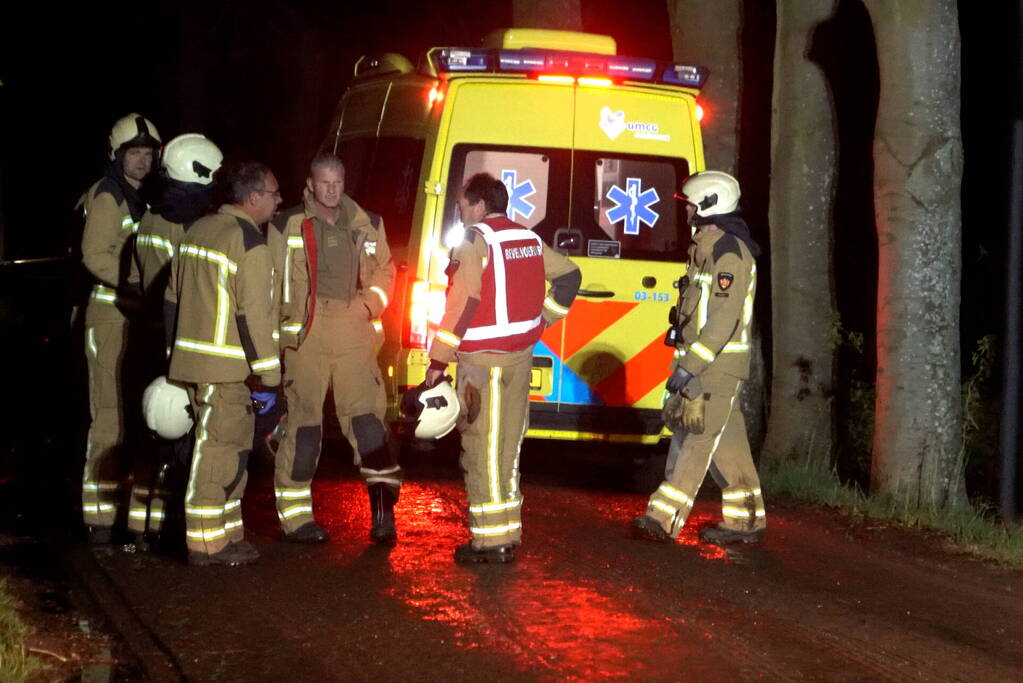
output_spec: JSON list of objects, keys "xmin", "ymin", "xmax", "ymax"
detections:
[{"xmin": 80, "ymin": 441, "xmax": 1023, "ymax": 682}]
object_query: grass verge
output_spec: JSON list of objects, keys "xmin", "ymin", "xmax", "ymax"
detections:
[
  {"xmin": 761, "ymin": 460, "xmax": 1023, "ymax": 569},
  {"xmin": 0, "ymin": 579, "xmax": 44, "ymax": 683}
]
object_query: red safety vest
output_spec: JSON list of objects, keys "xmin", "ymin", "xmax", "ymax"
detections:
[{"xmin": 459, "ymin": 217, "xmax": 546, "ymax": 353}]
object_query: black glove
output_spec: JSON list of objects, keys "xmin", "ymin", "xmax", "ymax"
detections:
[
  {"xmin": 665, "ymin": 367, "xmax": 694, "ymax": 395},
  {"xmin": 400, "ymin": 375, "xmax": 452, "ymax": 416}
]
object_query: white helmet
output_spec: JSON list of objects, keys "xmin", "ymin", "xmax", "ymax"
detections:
[
  {"xmin": 398, "ymin": 380, "xmax": 460, "ymax": 440},
  {"xmin": 163, "ymin": 133, "xmax": 223, "ymax": 185},
  {"xmin": 142, "ymin": 376, "xmax": 193, "ymax": 440},
  {"xmin": 108, "ymin": 113, "xmax": 161, "ymax": 160},
  {"xmin": 679, "ymin": 171, "xmax": 740, "ymax": 217}
]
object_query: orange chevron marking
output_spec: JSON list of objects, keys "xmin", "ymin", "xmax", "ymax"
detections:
[
  {"xmin": 593, "ymin": 333, "xmax": 674, "ymax": 406},
  {"xmin": 562, "ymin": 300, "xmax": 638, "ymax": 361},
  {"xmin": 540, "ymin": 317, "xmax": 563, "ymax": 348}
]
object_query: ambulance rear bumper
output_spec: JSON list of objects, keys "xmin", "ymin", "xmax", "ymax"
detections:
[{"xmin": 526, "ymin": 404, "xmax": 668, "ymax": 444}]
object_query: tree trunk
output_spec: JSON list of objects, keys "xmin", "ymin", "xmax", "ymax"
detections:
[
  {"xmin": 666, "ymin": 0, "xmax": 741, "ymax": 174},
  {"xmin": 512, "ymin": 0, "xmax": 581, "ymax": 31},
  {"xmin": 863, "ymin": 0, "xmax": 965, "ymax": 508},
  {"xmin": 760, "ymin": 0, "xmax": 838, "ymax": 468},
  {"xmin": 666, "ymin": 1, "xmax": 773, "ymax": 453}
]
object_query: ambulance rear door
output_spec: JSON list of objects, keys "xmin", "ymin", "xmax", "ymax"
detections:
[
  {"xmin": 555, "ymin": 86, "xmax": 699, "ymax": 440},
  {"xmin": 433, "ymin": 80, "xmax": 575, "ymax": 410}
]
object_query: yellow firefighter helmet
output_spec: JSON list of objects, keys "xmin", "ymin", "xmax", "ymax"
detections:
[
  {"xmin": 163, "ymin": 133, "xmax": 223, "ymax": 185},
  {"xmin": 108, "ymin": 113, "xmax": 161, "ymax": 160},
  {"xmin": 679, "ymin": 170, "xmax": 740, "ymax": 217}
]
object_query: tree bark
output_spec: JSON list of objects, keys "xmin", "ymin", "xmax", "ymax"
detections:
[
  {"xmin": 760, "ymin": 0, "xmax": 838, "ymax": 468},
  {"xmin": 666, "ymin": 1, "xmax": 772, "ymax": 453},
  {"xmin": 863, "ymin": 0, "xmax": 965, "ymax": 507},
  {"xmin": 512, "ymin": 0, "xmax": 582, "ymax": 31},
  {"xmin": 666, "ymin": 0, "xmax": 741, "ymax": 174}
]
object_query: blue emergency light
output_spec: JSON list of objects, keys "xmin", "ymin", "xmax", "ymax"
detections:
[
  {"xmin": 429, "ymin": 47, "xmax": 708, "ymax": 89},
  {"xmin": 434, "ymin": 49, "xmax": 490, "ymax": 72},
  {"xmin": 660, "ymin": 64, "xmax": 705, "ymax": 88}
]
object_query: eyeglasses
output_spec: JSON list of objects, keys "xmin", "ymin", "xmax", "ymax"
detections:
[{"xmin": 256, "ymin": 188, "xmax": 282, "ymax": 198}]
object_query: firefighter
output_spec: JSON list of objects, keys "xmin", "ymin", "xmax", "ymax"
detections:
[
  {"xmin": 135, "ymin": 133, "xmax": 223, "ymax": 295},
  {"xmin": 165, "ymin": 160, "xmax": 282, "ymax": 566},
  {"xmin": 268, "ymin": 153, "xmax": 397, "ymax": 545},
  {"xmin": 632, "ymin": 171, "xmax": 766, "ymax": 546},
  {"xmin": 79, "ymin": 113, "xmax": 161, "ymax": 544},
  {"xmin": 126, "ymin": 133, "xmax": 223, "ymax": 547},
  {"xmin": 425, "ymin": 173, "xmax": 581, "ymax": 564}
]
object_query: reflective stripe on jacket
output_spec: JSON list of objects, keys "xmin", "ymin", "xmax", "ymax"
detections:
[
  {"xmin": 165, "ymin": 206, "xmax": 281, "ymax": 386},
  {"xmin": 674, "ymin": 228, "xmax": 757, "ymax": 380},
  {"xmin": 459, "ymin": 218, "xmax": 546, "ymax": 353},
  {"xmin": 268, "ymin": 191, "xmax": 394, "ymax": 350},
  {"xmin": 80, "ymin": 177, "xmax": 140, "ymax": 323},
  {"xmin": 429, "ymin": 214, "xmax": 581, "ymax": 367},
  {"xmin": 134, "ymin": 211, "xmax": 185, "ymax": 298}
]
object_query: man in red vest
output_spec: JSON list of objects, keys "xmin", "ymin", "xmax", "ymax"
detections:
[{"xmin": 426, "ymin": 173, "xmax": 580, "ymax": 564}]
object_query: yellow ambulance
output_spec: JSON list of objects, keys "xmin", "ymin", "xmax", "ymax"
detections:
[{"xmin": 322, "ymin": 28, "xmax": 706, "ymax": 444}]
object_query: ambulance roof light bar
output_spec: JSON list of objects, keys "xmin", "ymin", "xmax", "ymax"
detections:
[{"xmin": 429, "ymin": 47, "xmax": 708, "ymax": 89}]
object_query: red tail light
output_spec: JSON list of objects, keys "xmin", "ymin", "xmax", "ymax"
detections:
[
  {"xmin": 427, "ymin": 85, "xmax": 445, "ymax": 108},
  {"xmin": 402, "ymin": 279, "xmax": 447, "ymax": 349}
]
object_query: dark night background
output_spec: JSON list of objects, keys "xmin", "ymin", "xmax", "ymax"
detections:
[{"xmin": 0, "ymin": 0, "xmax": 1018, "ymax": 501}]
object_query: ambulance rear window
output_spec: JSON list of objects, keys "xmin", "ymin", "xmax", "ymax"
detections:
[
  {"xmin": 338, "ymin": 136, "xmax": 425, "ymax": 249},
  {"xmin": 573, "ymin": 153, "xmax": 690, "ymax": 262},
  {"xmin": 359, "ymin": 137, "xmax": 425, "ymax": 249},
  {"xmin": 443, "ymin": 144, "xmax": 571, "ymax": 244}
]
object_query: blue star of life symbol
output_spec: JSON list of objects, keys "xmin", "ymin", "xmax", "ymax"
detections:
[
  {"xmin": 605, "ymin": 177, "xmax": 660, "ymax": 236},
  {"xmin": 501, "ymin": 169, "xmax": 536, "ymax": 222}
]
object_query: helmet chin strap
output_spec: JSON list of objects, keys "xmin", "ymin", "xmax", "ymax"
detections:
[{"xmin": 691, "ymin": 212, "xmax": 721, "ymax": 227}]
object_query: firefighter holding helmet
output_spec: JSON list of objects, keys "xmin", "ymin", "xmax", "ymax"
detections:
[
  {"xmin": 126, "ymin": 133, "xmax": 223, "ymax": 546},
  {"xmin": 268, "ymin": 153, "xmax": 398, "ymax": 545},
  {"xmin": 425, "ymin": 173, "xmax": 581, "ymax": 564},
  {"xmin": 632, "ymin": 170, "xmax": 766, "ymax": 546},
  {"xmin": 79, "ymin": 113, "xmax": 161, "ymax": 544}
]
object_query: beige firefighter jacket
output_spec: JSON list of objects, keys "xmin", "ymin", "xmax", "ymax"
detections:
[
  {"xmin": 429, "ymin": 213, "xmax": 581, "ymax": 368},
  {"xmin": 134, "ymin": 210, "xmax": 184, "ymax": 297},
  {"xmin": 673, "ymin": 226, "xmax": 757, "ymax": 380},
  {"xmin": 268, "ymin": 190, "xmax": 395, "ymax": 350},
  {"xmin": 80, "ymin": 177, "xmax": 141, "ymax": 324},
  {"xmin": 165, "ymin": 205, "xmax": 281, "ymax": 387}
]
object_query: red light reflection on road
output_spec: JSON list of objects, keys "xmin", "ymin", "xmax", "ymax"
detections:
[
  {"xmin": 383, "ymin": 483, "xmax": 681, "ymax": 679},
  {"xmin": 589, "ymin": 493, "xmax": 729, "ymax": 562}
]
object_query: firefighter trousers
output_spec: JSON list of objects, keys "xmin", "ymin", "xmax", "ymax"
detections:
[
  {"xmin": 184, "ymin": 382, "xmax": 251, "ymax": 556},
  {"xmin": 456, "ymin": 355, "xmax": 531, "ymax": 549},
  {"xmin": 83, "ymin": 319, "xmax": 127, "ymax": 529},
  {"xmin": 274, "ymin": 299, "xmax": 399, "ymax": 533},
  {"xmin": 645, "ymin": 372, "xmax": 766, "ymax": 537}
]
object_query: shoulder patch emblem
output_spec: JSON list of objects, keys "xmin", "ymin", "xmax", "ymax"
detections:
[
  {"xmin": 363, "ymin": 240, "xmax": 377, "ymax": 256},
  {"xmin": 718, "ymin": 272, "xmax": 734, "ymax": 290}
]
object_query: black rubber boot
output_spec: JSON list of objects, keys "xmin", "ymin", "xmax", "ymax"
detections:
[
  {"xmin": 699, "ymin": 525, "xmax": 764, "ymax": 545},
  {"xmin": 284, "ymin": 521, "xmax": 329, "ymax": 544},
  {"xmin": 188, "ymin": 542, "xmax": 259, "ymax": 567},
  {"xmin": 453, "ymin": 542, "xmax": 515, "ymax": 564},
  {"xmin": 368, "ymin": 484, "xmax": 398, "ymax": 545},
  {"xmin": 631, "ymin": 515, "xmax": 672, "ymax": 543}
]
